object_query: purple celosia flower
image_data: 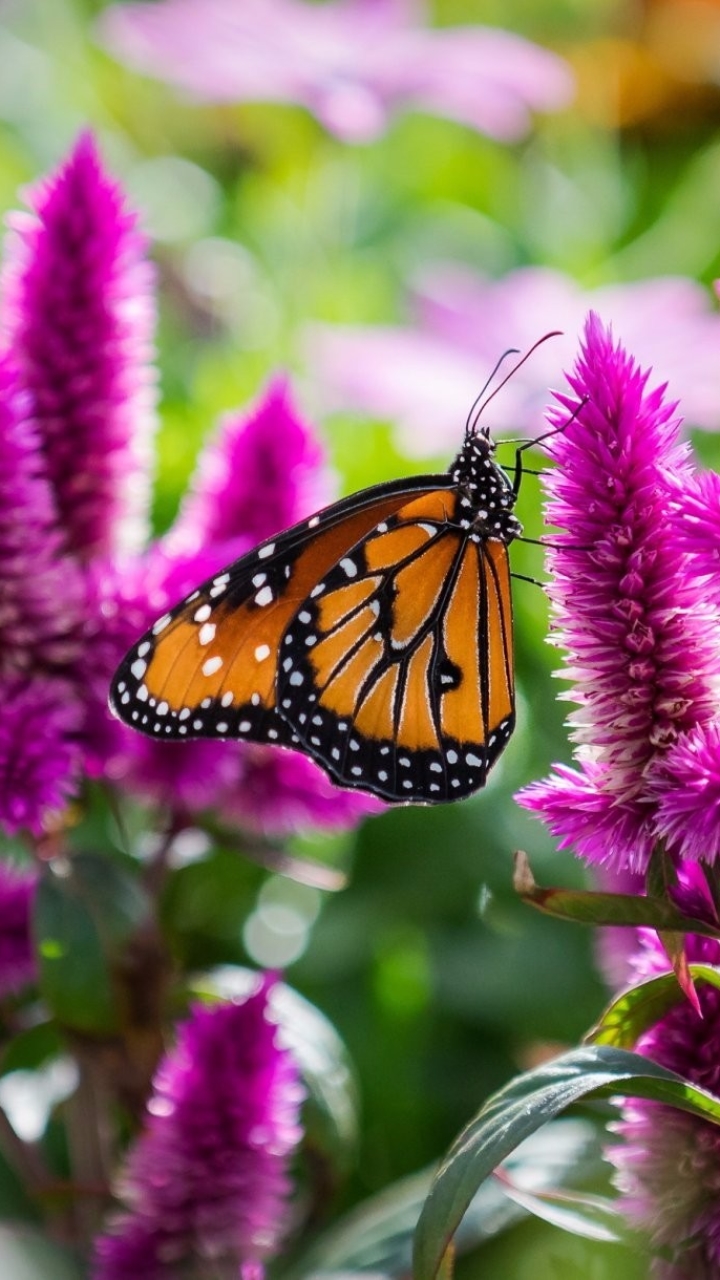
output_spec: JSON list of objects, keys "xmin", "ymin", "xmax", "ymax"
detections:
[
  {"xmin": 0, "ymin": 135, "xmax": 378, "ymax": 838},
  {"xmin": 0, "ymin": 862, "xmax": 38, "ymax": 997},
  {"xmin": 306, "ymin": 267, "xmax": 720, "ymax": 456},
  {"xmin": 1, "ymin": 131, "xmax": 157, "ymax": 561},
  {"xmin": 516, "ymin": 315, "xmax": 720, "ymax": 874},
  {"xmin": 99, "ymin": 0, "xmax": 572, "ymax": 145},
  {"xmin": 166, "ymin": 374, "xmax": 332, "ymax": 560},
  {"xmin": 93, "ymin": 974, "xmax": 304, "ymax": 1280},
  {"xmin": 226, "ymin": 744, "xmax": 383, "ymax": 836},
  {"xmin": 0, "ymin": 678, "xmax": 82, "ymax": 837},
  {"xmin": 608, "ymin": 922, "xmax": 720, "ymax": 1277},
  {"xmin": 0, "ymin": 355, "xmax": 85, "ymax": 679}
]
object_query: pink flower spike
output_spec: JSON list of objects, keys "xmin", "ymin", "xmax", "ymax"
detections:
[
  {"xmin": 222, "ymin": 744, "xmax": 383, "ymax": 837},
  {"xmin": 671, "ymin": 469, "xmax": 720, "ymax": 611},
  {"xmin": 649, "ymin": 723, "xmax": 720, "ymax": 865},
  {"xmin": 0, "ymin": 355, "xmax": 85, "ymax": 679},
  {"xmin": 607, "ymin": 928, "xmax": 720, "ymax": 1276},
  {"xmin": 93, "ymin": 975, "xmax": 304, "ymax": 1280},
  {"xmin": 516, "ymin": 314, "xmax": 720, "ymax": 874},
  {"xmin": 167, "ymin": 375, "xmax": 332, "ymax": 560},
  {"xmin": 0, "ymin": 678, "xmax": 82, "ymax": 837},
  {"xmin": 99, "ymin": 0, "xmax": 572, "ymax": 144},
  {"xmin": 1, "ymin": 131, "xmax": 158, "ymax": 561}
]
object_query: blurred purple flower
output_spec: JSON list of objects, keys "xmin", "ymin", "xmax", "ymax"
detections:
[
  {"xmin": 306, "ymin": 267, "xmax": 720, "ymax": 456},
  {"xmin": 608, "ymin": 925, "xmax": 720, "ymax": 1277},
  {"xmin": 0, "ymin": 132, "xmax": 156, "ymax": 834},
  {"xmin": 99, "ymin": 0, "xmax": 572, "ymax": 145},
  {"xmin": 0, "ymin": 134, "xmax": 378, "ymax": 838},
  {"xmin": 1, "ymin": 130, "xmax": 157, "ymax": 561},
  {"xmin": 226, "ymin": 745, "xmax": 383, "ymax": 836},
  {"xmin": 0, "ymin": 678, "xmax": 82, "ymax": 837},
  {"xmin": 166, "ymin": 374, "xmax": 332, "ymax": 560},
  {"xmin": 93, "ymin": 974, "xmax": 304, "ymax": 1280},
  {"xmin": 516, "ymin": 315, "xmax": 720, "ymax": 875},
  {"xmin": 0, "ymin": 862, "xmax": 37, "ymax": 997},
  {"xmin": 0, "ymin": 356, "xmax": 85, "ymax": 679}
]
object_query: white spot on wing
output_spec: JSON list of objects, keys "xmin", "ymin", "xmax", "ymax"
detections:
[
  {"xmin": 130, "ymin": 658, "xmax": 147, "ymax": 679},
  {"xmin": 254, "ymin": 644, "xmax": 271, "ymax": 662},
  {"xmin": 202, "ymin": 656, "xmax": 223, "ymax": 677},
  {"xmin": 194, "ymin": 604, "xmax": 212, "ymax": 623},
  {"xmin": 255, "ymin": 585, "xmax": 273, "ymax": 607},
  {"xmin": 198, "ymin": 622, "xmax": 216, "ymax": 646},
  {"xmin": 258, "ymin": 542, "xmax": 276, "ymax": 559}
]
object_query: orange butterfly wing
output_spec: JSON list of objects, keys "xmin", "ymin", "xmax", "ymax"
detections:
[
  {"xmin": 276, "ymin": 490, "xmax": 515, "ymax": 801},
  {"xmin": 110, "ymin": 476, "xmax": 452, "ymax": 753}
]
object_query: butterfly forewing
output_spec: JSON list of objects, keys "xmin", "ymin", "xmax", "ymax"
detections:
[
  {"xmin": 110, "ymin": 476, "xmax": 449, "ymax": 747},
  {"xmin": 276, "ymin": 490, "xmax": 516, "ymax": 801}
]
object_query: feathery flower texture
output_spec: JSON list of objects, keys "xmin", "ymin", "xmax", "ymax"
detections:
[
  {"xmin": 518, "ymin": 315, "xmax": 720, "ymax": 873},
  {"xmin": 0, "ymin": 132, "xmax": 378, "ymax": 837},
  {"xmin": 609, "ymin": 923, "xmax": 720, "ymax": 1278},
  {"xmin": 94, "ymin": 975, "xmax": 304, "ymax": 1279},
  {"xmin": 100, "ymin": 0, "xmax": 573, "ymax": 145}
]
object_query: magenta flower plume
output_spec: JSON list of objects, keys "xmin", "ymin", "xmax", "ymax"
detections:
[
  {"xmin": 0, "ymin": 679, "xmax": 82, "ymax": 837},
  {"xmin": 1, "ymin": 130, "xmax": 157, "ymax": 561},
  {"xmin": 100, "ymin": 0, "xmax": 572, "ymax": 145},
  {"xmin": 608, "ymin": 925, "xmax": 720, "ymax": 1277},
  {"xmin": 0, "ymin": 356, "xmax": 85, "ymax": 678},
  {"xmin": 0, "ymin": 862, "xmax": 38, "ymax": 997},
  {"xmin": 224, "ymin": 745, "xmax": 383, "ymax": 836},
  {"xmin": 167, "ymin": 374, "xmax": 332, "ymax": 559},
  {"xmin": 517, "ymin": 314, "xmax": 720, "ymax": 874},
  {"xmin": 93, "ymin": 975, "xmax": 304, "ymax": 1280},
  {"xmin": 0, "ymin": 137, "xmax": 376, "ymax": 839},
  {"xmin": 673, "ymin": 469, "xmax": 720, "ymax": 611}
]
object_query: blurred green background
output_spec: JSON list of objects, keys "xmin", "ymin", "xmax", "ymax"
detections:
[{"xmin": 3, "ymin": 0, "xmax": 720, "ymax": 1274}]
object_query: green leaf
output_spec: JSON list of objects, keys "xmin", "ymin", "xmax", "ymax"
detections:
[
  {"xmin": 494, "ymin": 1177, "xmax": 631, "ymax": 1245},
  {"xmin": 291, "ymin": 1118, "xmax": 601, "ymax": 1279},
  {"xmin": 33, "ymin": 854, "xmax": 151, "ymax": 1035},
  {"xmin": 513, "ymin": 852, "xmax": 720, "ymax": 936},
  {"xmin": 413, "ymin": 1045, "xmax": 720, "ymax": 1280},
  {"xmin": 588, "ymin": 964, "xmax": 720, "ymax": 1048},
  {"xmin": 0, "ymin": 1224, "xmax": 81, "ymax": 1279}
]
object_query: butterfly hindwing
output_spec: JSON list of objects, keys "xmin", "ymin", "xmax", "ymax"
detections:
[
  {"xmin": 276, "ymin": 490, "xmax": 516, "ymax": 801},
  {"xmin": 110, "ymin": 475, "xmax": 450, "ymax": 750}
]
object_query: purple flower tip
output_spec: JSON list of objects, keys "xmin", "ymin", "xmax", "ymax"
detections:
[
  {"xmin": 516, "ymin": 314, "xmax": 720, "ymax": 873},
  {"xmin": 93, "ymin": 974, "xmax": 304, "ymax": 1279},
  {"xmin": 1, "ymin": 129, "xmax": 157, "ymax": 560},
  {"xmin": 168, "ymin": 374, "xmax": 332, "ymax": 558}
]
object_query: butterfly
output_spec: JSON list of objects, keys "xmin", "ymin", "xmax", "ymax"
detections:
[{"xmin": 109, "ymin": 352, "xmax": 549, "ymax": 805}]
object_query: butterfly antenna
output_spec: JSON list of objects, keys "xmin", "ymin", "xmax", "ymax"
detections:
[
  {"xmin": 465, "ymin": 347, "xmax": 520, "ymax": 437},
  {"xmin": 468, "ymin": 330, "xmax": 563, "ymax": 437}
]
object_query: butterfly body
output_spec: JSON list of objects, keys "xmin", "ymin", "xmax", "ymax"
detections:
[{"xmin": 111, "ymin": 427, "xmax": 521, "ymax": 804}]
